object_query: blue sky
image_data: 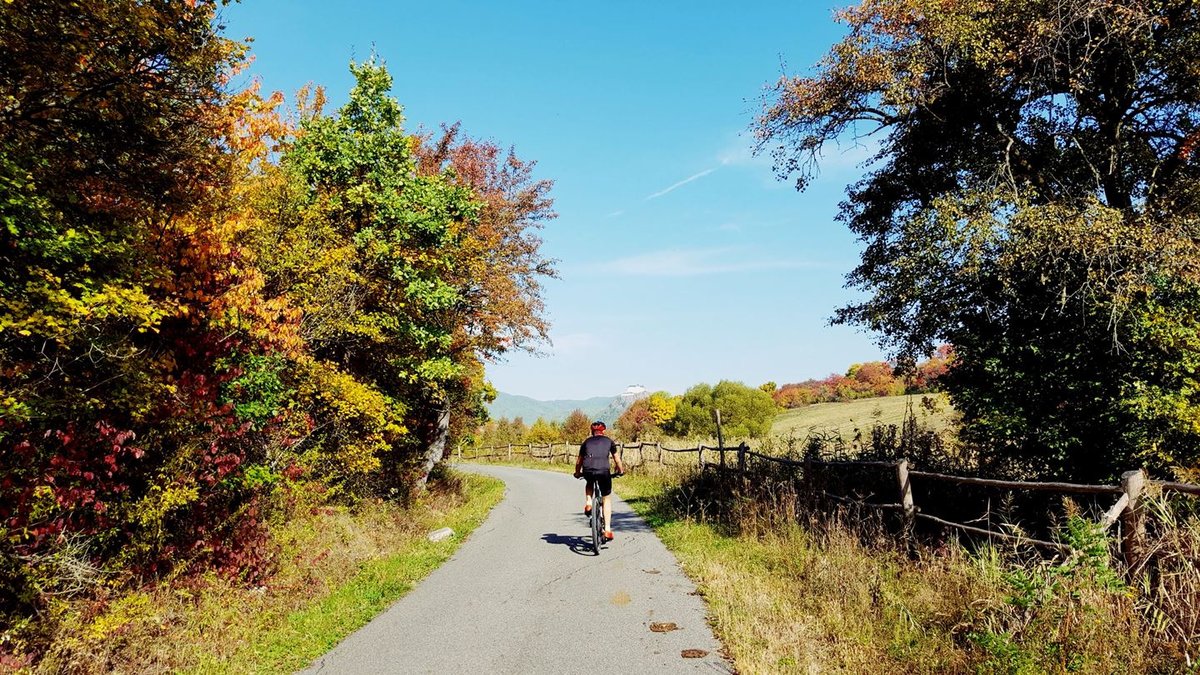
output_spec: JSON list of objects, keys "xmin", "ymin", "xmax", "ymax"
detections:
[{"xmin": 223, "ymin": 1, "xmax": 888, "ymax": 400}]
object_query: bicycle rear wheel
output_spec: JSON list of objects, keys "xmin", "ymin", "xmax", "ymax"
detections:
[{"xmin": 590, "ymin": 487, "xmax": 602, "ymax": 555}]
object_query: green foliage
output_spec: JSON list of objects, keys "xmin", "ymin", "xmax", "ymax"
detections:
[
  {"xmin": 967, "ymin": 518, "xmax": 1141, "ymax": 672},
  {"xmin": 219, "ymin": 354, "xmax": 294, "ymax": 431},
  {"xmin": 669, "ymin": 381, "xmax": 779, "ymax": 439},
  {"xmin": 279, "ymin": 58, "xmax": 478, "ymax": 396}
]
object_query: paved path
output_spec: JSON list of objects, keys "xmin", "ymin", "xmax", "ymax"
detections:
[{"xmin": 301, "ymin": 464, "xmax": 729, "ymax": 674}]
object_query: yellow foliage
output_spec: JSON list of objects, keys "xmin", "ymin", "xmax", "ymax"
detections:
[
  {"xmin": 82, "ymin": 592, "xmax": 153, "ymax": 643},
  {"xmin": 133, "ymin": 479, "xmax": 202, "ymax": 531},
  {"xmin": 296, "ymin": 361, "xmax": 408, "ymax": 492}
]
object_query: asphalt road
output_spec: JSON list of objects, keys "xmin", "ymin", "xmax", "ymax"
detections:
[{"xmin": 300, "ymin": 464, "xmax": 730, "ymax": 674}]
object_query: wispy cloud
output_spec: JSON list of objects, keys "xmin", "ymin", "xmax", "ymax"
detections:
[
  {"xmin": 603, "ymin": 247, "xmax": 829, "ymax": 277},
  {"xmin": 644, "ymin": 167, "xmax": 719, "ymax": 201},
  {"xmin": 717, "ymin": 137, "xmax": 770, "ymax": 168},
  {"xmin": 606, "ymin": 209, "xmax": 625, "ymax": 218}
]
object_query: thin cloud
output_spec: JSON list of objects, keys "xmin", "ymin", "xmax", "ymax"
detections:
[
  {"xmin": 644, "ymin": 167, "xmax": 718, "ymax": 200},
  {"xmin": 604, "ymin": 247, "xmax": 829, "ymax": 277}
]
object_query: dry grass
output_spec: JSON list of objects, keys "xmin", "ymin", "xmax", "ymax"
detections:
[
  {"xmin": 616, "ymin": 468, "xmax": 1173, "ymax": 674},
  {"xmin": 23, "ymin": 471, "xmax": 504, "ymax": 674},
  {"xmin": 770, "ymin": 394, "xmax": 957, "ymax": 442},
  {"xmin": 1136, "ymin": 496, "xmax": 1200, "ymax": 665}
]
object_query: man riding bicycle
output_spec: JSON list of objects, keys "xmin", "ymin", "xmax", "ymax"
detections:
[{"xmin": 574, "ymin": 421, "xmax": 626, "ymax": 541}]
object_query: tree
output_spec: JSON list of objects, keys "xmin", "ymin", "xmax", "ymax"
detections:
[
  {"xmin": 847, "ymin": 362, "xmax": 905, "ymax": 398},
  {"xmin": 645, "ymin": 392, "xmax": 678, "ymax": 426},
  {"xmin": 253, "ymin": 58, "xmax": 555, "ymax": 491},
  {"xmin": 562, "ymin": 409, "xmax": 591, "ymax": 442},
  {"xmin": 615, "ymin": 399, "xmax": 655, "ymax": 441},
  {"xmin": 669, "ymin": 381, "xmax": 779, "ymax": 439},
  {"xmin": 526, "ymin": 418, "xmax": 561, "ymax": 445},
  {"xmin": 757, "ymin": 0, "xmax": 1200, "ymax": 480},
  {"xmin": 0, "ymin": 0, "xmax": 303, "ymax": 620},
  {"xmin": 908, "ymin": 345, "xmax": 952, "ymax": 393},
  {"xmin": 411, "ymin": 125, "xmax": 556, "ymax": 467}
]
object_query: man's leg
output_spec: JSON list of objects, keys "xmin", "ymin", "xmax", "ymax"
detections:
[
  {"xmin": 584, "ymin": 482, "xmax": 593, "ymax": 513},
  {"xmin": 602, "ymin": 494, "xmax": 613, "ymax": 537}
]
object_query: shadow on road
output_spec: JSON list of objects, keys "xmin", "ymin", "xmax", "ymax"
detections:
[
  {"xmin": 609, "ymin": 511, "xmax": 654, "ymax": 534},
  {"xmin": 540, "ymin": 532, "xmax": 594, "ymax": 556}
]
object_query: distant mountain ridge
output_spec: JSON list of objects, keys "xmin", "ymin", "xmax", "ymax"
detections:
[{"xmin": 488, "ymin": 386, "xmax": 650, "ymax": 424}]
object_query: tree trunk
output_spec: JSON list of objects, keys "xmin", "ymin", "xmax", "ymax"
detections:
[{"xmin": 413, "ymin": 405, "xmax": 450, "ymax": 492}]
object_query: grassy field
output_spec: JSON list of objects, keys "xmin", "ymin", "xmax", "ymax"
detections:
[{"xmin": 770, "ymin": 393, "xmax": 957, "ymax": 440}]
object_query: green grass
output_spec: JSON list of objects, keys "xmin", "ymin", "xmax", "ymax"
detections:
[
  {"xmin": 770, "ymin": 393, "xmax": 956, "ymax": 440},
  {"xmin": 34, "ymin": 471, "xmax": 505, "ymax": 674}
]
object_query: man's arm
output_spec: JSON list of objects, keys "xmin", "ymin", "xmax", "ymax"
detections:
[{"xmin": 574, "ymin": 443, "xmax": 585, "ymax": 477}]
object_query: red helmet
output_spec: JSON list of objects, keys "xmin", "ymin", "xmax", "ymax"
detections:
[{"xmin": 590, "ymin": 420, "xmax": 606, "ymax": 432}]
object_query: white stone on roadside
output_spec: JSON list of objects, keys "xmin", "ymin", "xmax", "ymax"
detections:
[{"xmin": 427, "ymin": 527, "xmax": 454, "ymax": 542}]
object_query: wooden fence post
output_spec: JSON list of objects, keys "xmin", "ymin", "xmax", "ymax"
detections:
[
  {"xmin": 897, "ymin": 459, "xmax": 915, "ymax": 534},
  {"xmin": 698, "ymin": 445, "xmax": 705, "ymax": 469},
  {"xmin": 738, "ymin": 443, "xmax": 747, "ymax": 474},
  {"xmin": 657, "ymin": 442, "xmax": 663, "ymax": 465},
  {"xmin": 1120, "ymin": 469, "xmax": 1147, "ymax": 571}
]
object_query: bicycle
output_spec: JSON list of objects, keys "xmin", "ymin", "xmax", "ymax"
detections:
[{"xmin": 579, "ymin": 472, "xmax": 621, "ymax": 555}]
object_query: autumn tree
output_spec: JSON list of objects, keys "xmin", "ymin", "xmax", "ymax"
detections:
[
  {"xmin": 645, "ymin": 392, "xmax": 678, "ymax": 427},
  {"xmin": 526, "ymin": 418, "xmax": 562, "ymax": 445},
  {"xmin": 249, "ymin": 59, "xmax": 558, "ymax": 492},
  {"xmin": 615, "ymin": 399, "xmax": 656, "ymax": 441},
  {"xmin": 758, "ymin": 0, "xmax": 1200, "ymax": 479},
  {"xmin": 0, "ymin": 0, "xmax": 302, "ymax": 626},
  {"xmin": 562, "ymin": 409, "xmax": 592, "ymax": 442},
  {"xmin": 412, "ymin": 124, "xmax": 557, "ymax": 463}
]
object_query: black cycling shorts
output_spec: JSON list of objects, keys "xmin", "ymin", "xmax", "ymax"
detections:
[{"xmin": 582, "ymin": 471, "xmax": 612, "ymax": 497}]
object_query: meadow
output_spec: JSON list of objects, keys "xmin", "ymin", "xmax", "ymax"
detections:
[{"xmin": 770, "ymin": 394, "xmax": 957, "ymax": 441}]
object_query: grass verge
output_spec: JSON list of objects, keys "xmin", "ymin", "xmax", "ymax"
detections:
[
  {"xmin": 33, "ymin": 470, "xmax": 504, "ymax": 674},
  {"xmin": 614, "ymin": 469, "xmax": 1157, "ymax": 674}
]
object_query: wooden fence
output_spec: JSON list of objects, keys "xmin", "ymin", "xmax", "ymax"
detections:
[{"xmin": 461, "ymin": 441, "xmax": 1200, "ymax": 567}]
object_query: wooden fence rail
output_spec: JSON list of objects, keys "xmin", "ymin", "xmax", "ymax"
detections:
[{"xmin": 460, "ymin": 441, "xmax": 1198, "ymax": 567}]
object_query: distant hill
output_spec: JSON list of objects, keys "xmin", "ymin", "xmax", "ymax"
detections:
[
  {"xmin": 487, "ymin": 392, "xmax": 618, "ymax": 424},
  {"xmin": 487, "ymin": 387, "xmax": 646, "ymax": 424}
]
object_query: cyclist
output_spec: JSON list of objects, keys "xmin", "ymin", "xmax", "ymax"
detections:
[{"xmin": 574, "ymin": 420, "xmax": 626, "ymax": 541}]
